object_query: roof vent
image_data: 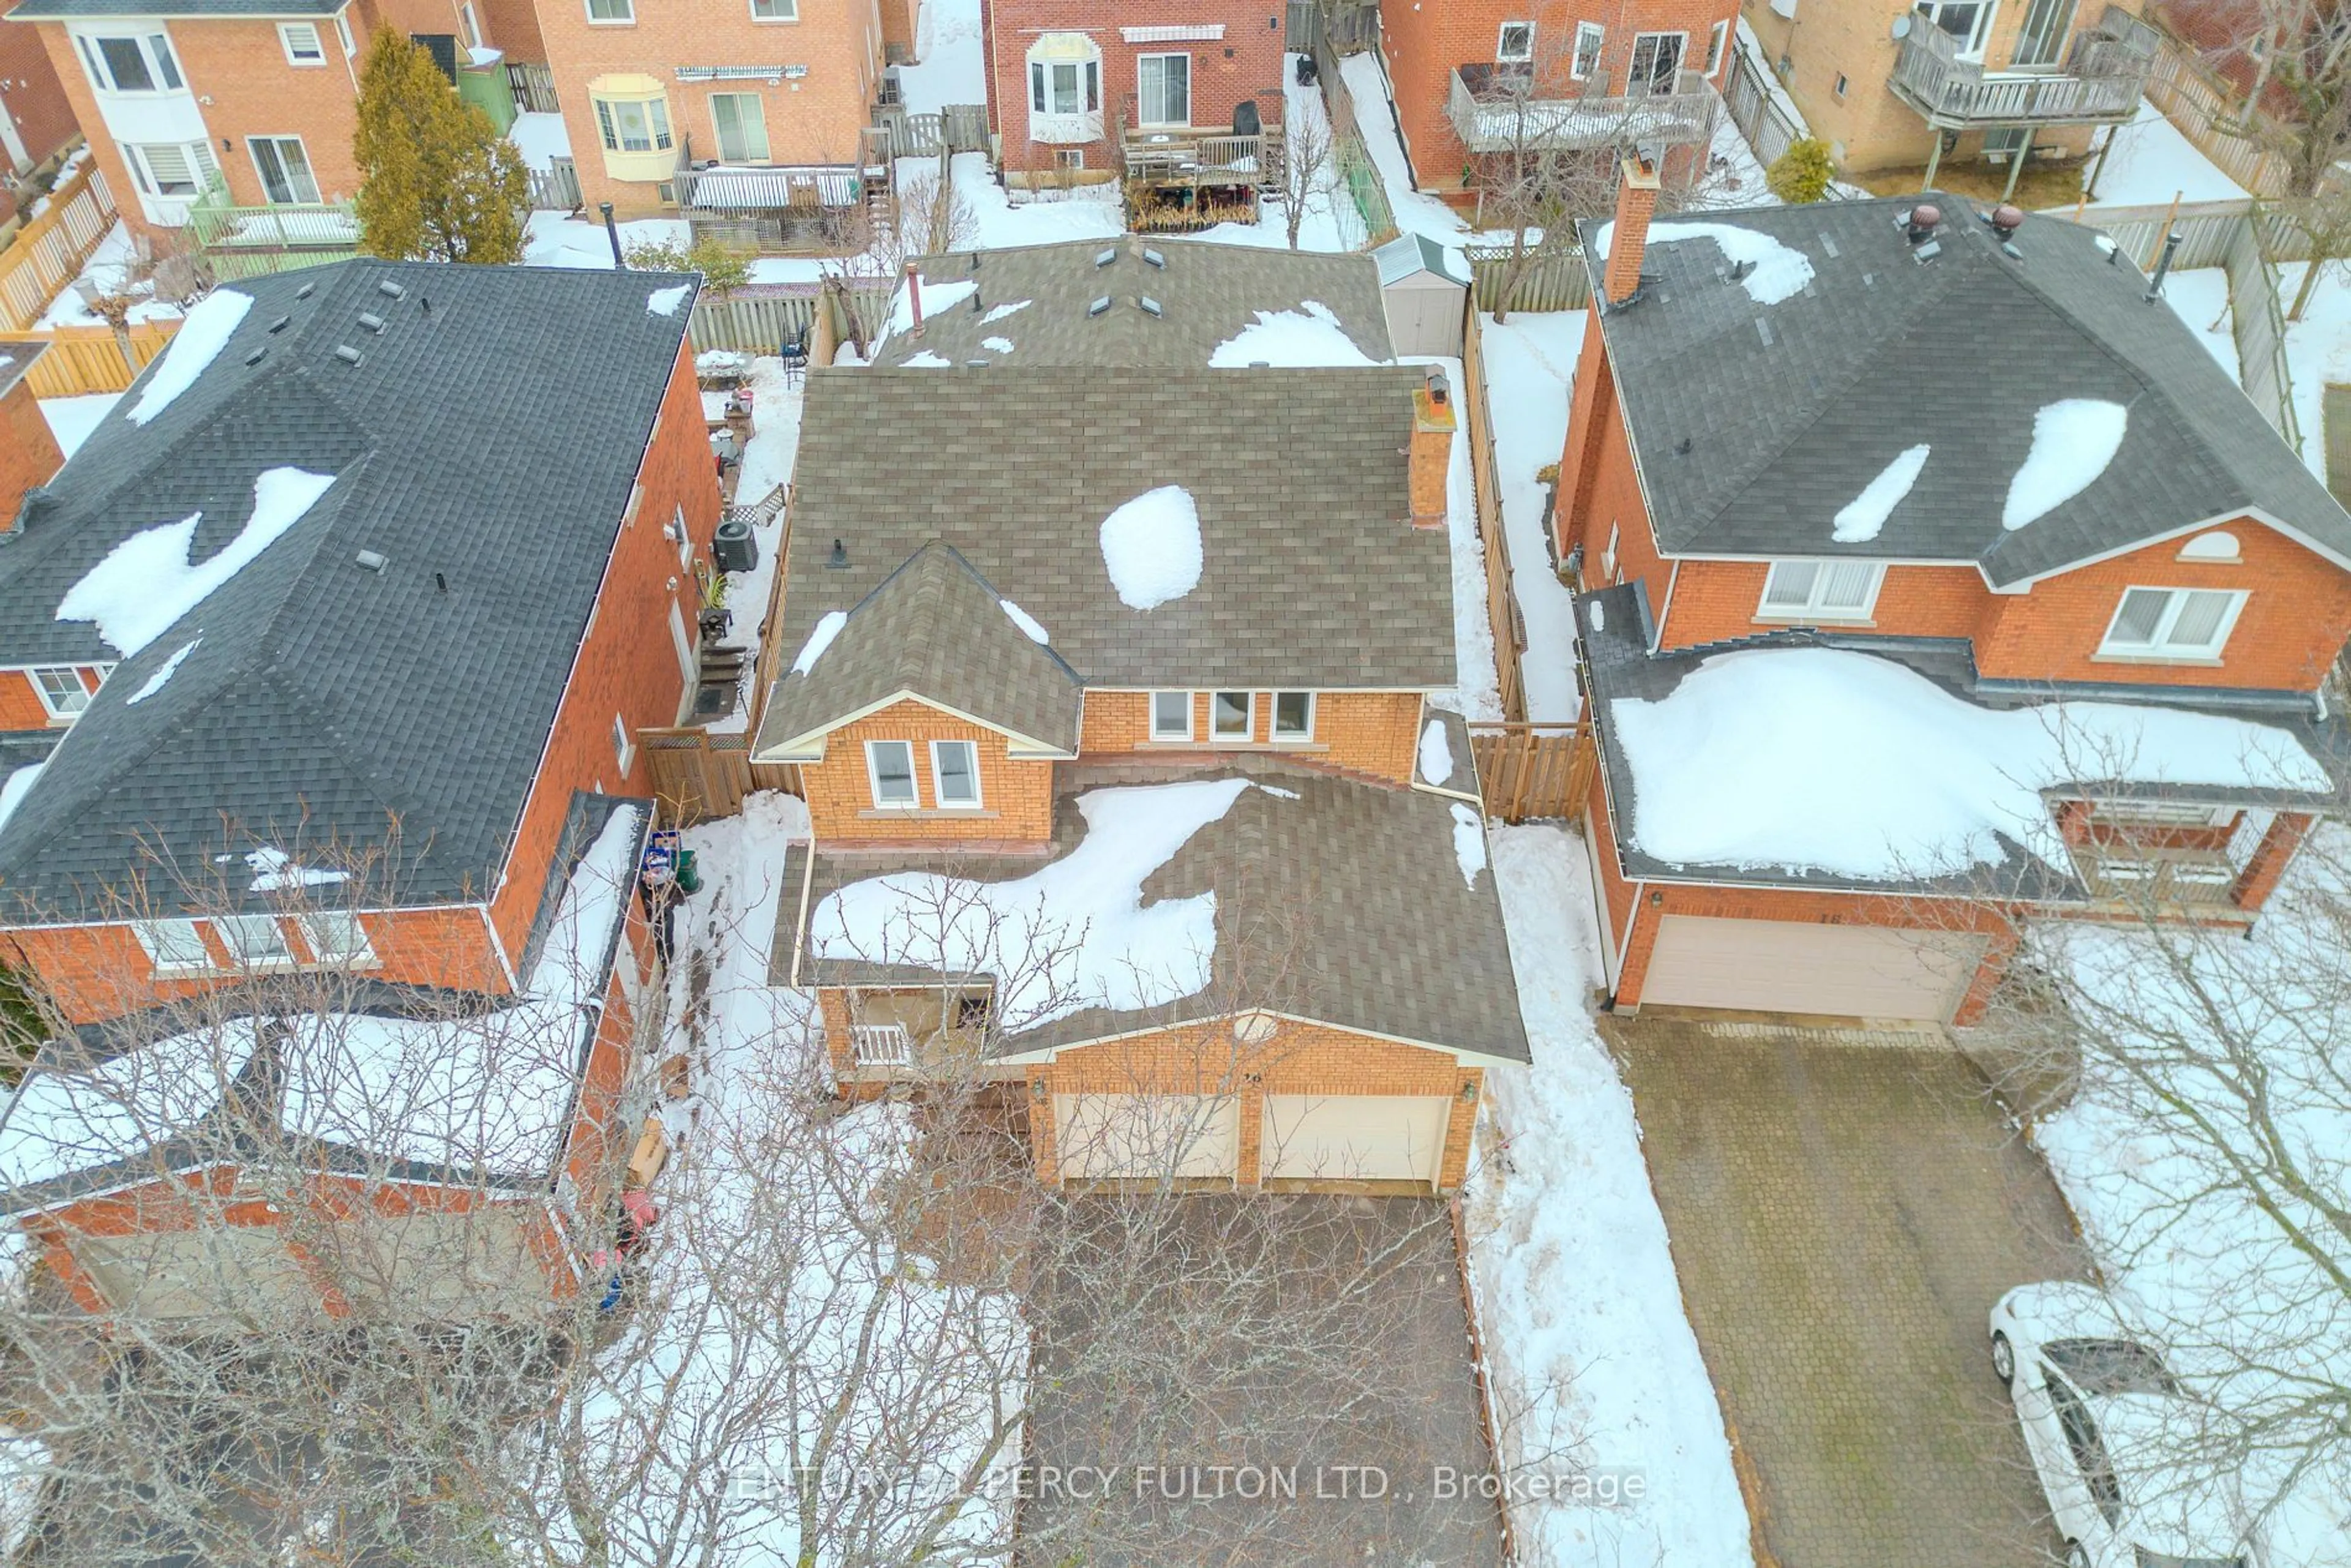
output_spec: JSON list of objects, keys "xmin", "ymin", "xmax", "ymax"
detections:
[
  {"xmin": 1902, "ymin": 202, "xmax": 1941, "ymax": 244},
  {"xmin": 1087, "ymin": 295, "xmax": 1112, "ymax": 317},
  {"xmin": 1913, "ymin": 239, "xmax": 1943, "ymax": 263},
  {"xmin": 354, "ymin": 549, "xmax": 388, "ymax": 571},
  {"xmin": 1988, "ymin": 202, "xmax": 2025, "ymax": 240},
  {"xmin": 1727, "ymin": 258, "xmax": 1755, "ymax": 283},
  {"xmin": 295, "ymin": 282, "xmax": 315, "ymax": 299},
  {"xmin": 827, "ymin": 537, "xmax": 849, "ymax": 569},
  {"xmin": 1139, "ymin": 295, "xmax": 1163, "ymax": 317},
  {"xmin": 1142, "ymin": 247, "xmax": 1166, "ymax": 269},
  {"xmin": 1674, "ymin": 435, "xmax": 1693, "ymax": 456},
  {"xmin": 2001, "ymin": 241, "xmax": 2025, "ymax": 262},
  {"xmin": 965, "ymin": 358, "xmax": 991, "ymax": 367},
  {"xmin": 378, "ymin": 279, "xmax": 407, "ymax": 300},
  {"xmin": 1093, "ymin": 247, "xmax": 1117, "ymax": 269},
  {"xmin": 268, "ymin": 315, "xmax": 291, "ymax": 334},
  {"xmin": 358, "ymin": 311, "xmax": 386, "ymax": 332},
  {"xmin": 2095, "ymin": 233, "xmax": 2120, "ymax": 263},
  {"xmin": 1755, "ymin": 318, "xmax": 1774, "ymax": 347},
  {"xmin": 1248, "ymin": 359, "xmax": 1270, "ymax": 367},
  {"xmin": 334, "ymin": 344, "xmax": 364, "ymax": 364},
  {"xmin": 970, "ymin": 289, "xmax": 984, "ymax": 312},
  {"xmin": 242, "ymin": 347, "xmax": 266, "ymax": 366}
]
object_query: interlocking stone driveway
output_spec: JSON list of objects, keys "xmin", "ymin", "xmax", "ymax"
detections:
[{"xmin": 1607, "ymin": 1017, "xmax": 2091, "ymax": 1568}]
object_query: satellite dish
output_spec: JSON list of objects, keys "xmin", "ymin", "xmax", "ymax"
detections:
[{"xmin": 1890, "ymin": 12, "xmax": 1913, "ymax": 39}]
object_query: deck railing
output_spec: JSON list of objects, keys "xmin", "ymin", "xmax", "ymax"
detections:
[
  {"xmin": 1446, "ymin": 64, "xmax": 1719, "ymax": 154},
  {"xmin": 852, "ymin": 1023, "xmax": 913, "ymax": 1067},
  {"xmin": 1888, "ymin": 18, "xmax": 2150, "ymax": 128},
  {"xmin": 1120, "ymin": 127, "xmax": 1283, "ymax": 187}
]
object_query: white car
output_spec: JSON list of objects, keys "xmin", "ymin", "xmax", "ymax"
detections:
[{"xmin": 1991, "ymin": 1282, "xmax": 2266, "ymax": 1568}]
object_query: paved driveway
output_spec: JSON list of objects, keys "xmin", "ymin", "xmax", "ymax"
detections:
[
  {"xmin": 1020, "ymin": 1194, "xmax": 1506, "ymax": 1568},
  {"xmin": 1608, "ymin": 1018, "xmax": 2090, "ymax": 1568}
]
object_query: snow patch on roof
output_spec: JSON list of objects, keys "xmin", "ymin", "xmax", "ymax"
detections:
[
  {"xmin": 1449, "ymin": 802, "xmax": 1488, "ymax": 887},
  {"xmin": 1612, "ymin": 646, "xmax": 2330, "ymax": 880},
  {"xmin": 125, "ymin": 637, "xmax": 200, "ymax": 705},
  {"xmin": 790, "ymin": 609, "xmax": 848, "ymax": 675},
  {"xmin": 2003, "ymin": 400, "xmax": 2128, "ymax": 530},
  {"xmin": 1098, "ymin": 484, "xmax": 1204, "ymax": 610},
  {"xmin": 1833, "ymin": 443, "xmax": 1930, "ymax": 542},
  {"xmin": 0, "ymin": 764, "xmax": 44, "ymax": 841},
  {"xmin": 982, "ymin": 299, "xmax": 1032, "ymax": 324},
  {"xmin": 123, "ymin": 287, "xmax": 250, "ymax": 427},
  {"xmin": 55, "ymin": 467, "xmax": 337, "ymax": 656},
  {"xmin": 901, "ymin": 350, "xmax": 951, "ymax": 368},
  {"xmin": 888, "ymin": 277, "xmax": 978, "ymax": 336},
  {"xmin": 1592, "ymin": 220, "xmax": 1813, "ymax": 304},
  {"xmin": 1419, "ymin": 718, "xmax": 1455, "ymax": 786},
  {"xmin": 0, "ymin": 1022, "xmax": 262, "ymax": 1189},
  {"xmin": 998, "ymin": 599, "xmax": 1050, "ymax": 644},
  {"xmin": 645, "ymin": 282, "xmax": 693, "ymax": 317},
  {"xmin": 982, "ymin": 336, "xmax": 1014, "ymax": 354},
  {"xmin": 245, "ymin": 846, "xmax": 349, "ymax": 893},
  {"xmin": 1207, "ymin": 299, "xmax": 1379, "ymax": 367}
]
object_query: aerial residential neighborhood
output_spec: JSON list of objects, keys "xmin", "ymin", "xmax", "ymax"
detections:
[{"xmin": 0, "ymin": 0, "xmax": 2346, "ymax": 1562}]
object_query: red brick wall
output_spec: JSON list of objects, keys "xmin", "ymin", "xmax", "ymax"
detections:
[
  {"xmin": 0, "ymin": 375, "xmax": 61, "ymax": 529},
  {"xmin": 983, "ymin": 0, "xmax": 1285, "ymax": 176},
  {"xmin": 1376, "ymin": 0, "xmax": 1736, "ymax": 192},
  {"xmin": 800, "ymin": 698, "xmax": 1059, "ymax": 846},
  {"xmin": 0, "ymin": 662, "xmax": 101, "ymax": 731},
  {"xmin": 1076, "ymin": 689, "xmax": 1423, "ymax": 783},
  {"xmin": 0, "ymin": 11, "xmax": 78, "ymax": 170},
  {"xmin": 168, "ymin": 17, "xmax": 366, "ymax": 210},
  {"xmin": 1658, "ymin": 557, "xmax": 1987, "ymax": 648}
]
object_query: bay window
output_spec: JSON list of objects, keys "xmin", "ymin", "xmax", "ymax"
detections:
[{"xmin": 1026, "ymin": 33, "xmax": 1102, "ymax": 143}]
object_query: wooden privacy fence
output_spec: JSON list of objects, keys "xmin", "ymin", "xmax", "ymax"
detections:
[
  {"xmin": 1467, "ymin": 723, "xmax": 1594, "ymax": 822},
  {"xmin": 1723, "ymin": 43, "xmax": 1804, "ymax": 171},
  {"xmin": 638, "ymin": 729, "xmax": 800, "ymax": 824},
  {"xmin": 1461, "ymin": 309, "xmax": 1531, "ymax": 722},
  {"xmin": 1, "ymin": 162, "xmax": 119, "ymax": 333},
  {"xmin": 527, "ymin": 157, "xmax": 582, "ymax": 212},
  {"xmin": 869, "ymin": 105, "xmax": 990, "ymax": 159},
  {"xmin": 2134, "ymin": 28, "xmax": 2293, "ymax": 199},
  {"xmin": 16, "ymin": 320, "xmax": 178, "ymax": 397},
  {"xmin": 1464, "ymin": 243, "xmax": 1591, "ymax": 313},
  {"xmin": 507, "ymin": 60, "xmax": 560, "ymax": 114},
  {"xmin": 686, "ymin": 285, "xmax": 889, "ymax": 354}
]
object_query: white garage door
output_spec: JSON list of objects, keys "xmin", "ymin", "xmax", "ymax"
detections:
[
  {"xmin": 1640, "ymin": 915, "xmax": 1987, "ymax": 1023},
  {"xmin": 1053, "ymin": 1093, "xmax": 1239, "ymax": 1181},
  {"xmin": 1261, "ymin": 1095, "xmax": 1451, "ymax": 1185}
]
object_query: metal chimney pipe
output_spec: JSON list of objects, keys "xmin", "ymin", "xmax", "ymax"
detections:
[
  {"xmin": 2145, "ymin": 229, "xmax": 2183, "ymax": 301},
  {"xmin": 904, "ymin": 261, "xmax": 923, "ymax": 337},
  {"xmin": 601, "ymin": 202, "xmax": 622, "ymax": 268}
]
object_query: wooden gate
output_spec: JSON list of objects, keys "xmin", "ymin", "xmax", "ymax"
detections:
[
  {"xmin": 1467, "ymin": 723, "xmax": 1594, "ymax": 822},
  {"xmin": 639, "ymin": 728, "xmax": 801, "ymax": 824}
]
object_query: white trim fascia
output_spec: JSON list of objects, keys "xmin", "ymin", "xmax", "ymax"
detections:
[
  {"xmin": 1990, "ymin": 505, "xmax": 2351, "ymax": 590},
  {"xmin": 986, "ymin": 1008, "xmax": 1525, "ymax": 1068},
  {"xmin": 753, "ymin": 688, "xmax": 1075, "ymax": 763},
  {"xmin": 1, "ymin": 900, "xmax": 493, "ymax": 937},
  {"xmin": 787, "ymin": 836, "xmax": 816, "ymax": 989}
]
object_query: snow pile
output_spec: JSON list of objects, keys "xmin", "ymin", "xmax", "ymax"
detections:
[
  {"xmin": 1465, "ymin": 825, "xmax": 1752, "ymax": 1566},
  {"xmin": 38, "ymin": 392, "xmax": 120, "ymax": 459},
  {"xmin": 645, "ymin": 282, "xmax": 694, "ymax": 317},
  {"xmin": 0, "ymin": 1021, "xmax": 264, "ymax": 1188},
  {"xmin": 124, "ymin": 287, "xmax": 251, "ymax": 426},
  {"xmin": 708, "ymin": 361, "xmax": 801, "ymax": 736},
  {"xmin": 790, "ymin": 610, "xmax": 848, "ymax": 675},
  {"xmin": 998, "ymin": 599, "xmax": 1050, "ymax": 643},
  {"xmin": 505, "ymin": 110, "xmax": 571, "ymax": 173},
  {"xmin": 0, "ymin": 765, "xmax": 42, "ymax": 839},
  {"xmin": 1207, "ymin": 300, "xmax": 1379, "ymax": 367},
  {"xmin": 1477, "ymin": 316, "xmax": 1588, "ymax": 720},
  {"xmin": 1097, "ymin": 485, "xmax": 1204, "ymax": 610},
  {"xmin": 981, "ymin": 336, "xmax": 1014, "ymax": 354},
  {"xmin": 812, "ymin": 778, "xmax": 1265, "ymax": 1029},
  {"xmin": 1612, "ymin": 646, "xmax": 2330, "ymax": 879},
  {"xmin": 1592, "ymin": 220, "xmax": 1813, "ymax": 304},
  {"xmin": 56, "ymin": 467, "xmax": 337, "ymax": 656},
  {"xmin": 244, "ymin": 846, "xmax": 348, "ymax": 893},
  {"xmin": 1832, "ymin": 443, "xmax": 1930, "ymax": 542},
  {"xmin": 888, "ymin": 277, "xmax": 978, "ymax": 337},
  {"xmin": 982, "ymin": 299, "xmax": 1032, "ymax": 324},
  {"xmin": 901, "ymin": 350, "xmax": 952, "ymax": 368},
  {"xmin": 1412, "ymin": 350, "xmax": 1502, "ymax": 720},
  {"xmin": 1448, "ymin": 802, "xmax": 1488, "ymax": 887},
  {"xmin": 1419, "ymin": 718, "xmax": 1455, "ymax": 786},
  {"xmin": 2003, "ymin": 399, "xmax": 2128, "ymax": 530},
  {"xmin": 125, "ymin": 637, "xmax": 199, "ymax": 705},
  {"xmin": 2080, "ymin": 102, "xmax": 2248, "ymax": 209}
]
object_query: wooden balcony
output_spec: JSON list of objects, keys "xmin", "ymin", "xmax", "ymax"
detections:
[
  {"xmin": 186, "ymin": 181, "xmax": 360, "ymax": 280},
  {"xmin": 1120, "ymin": 126, "xmax": 1283, "ymax": 190},
  {"xmin": 1888, "ymin": 15, "xmax": 2151, "ymax": 130},
  {"xmin": 1446, "ymin": 64, "xmax": 1719, "ymax": 155}
]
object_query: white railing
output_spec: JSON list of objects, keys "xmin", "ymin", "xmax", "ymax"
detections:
[
  {"xmin": 1446, "ymin": 66, "xmax": 1719, "ymax": 154},
  {"xmin": 851, "ymin": 1023, "xmax": 912, "ymax": 1067}
]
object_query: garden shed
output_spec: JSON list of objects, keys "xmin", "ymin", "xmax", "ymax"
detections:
[{"xmin": 1374, "ymin": 233, "xmax": 1468, "ymax": 358}]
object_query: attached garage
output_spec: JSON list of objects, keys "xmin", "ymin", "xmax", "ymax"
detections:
[
  {"xmin": 1261, "ymin": 1095, "xmax": 1451, "ymax": 1186},
  {"xmin": 1637, "ymin": 915, "xmax": 1988, "ymax": 1023},
  {"xmin": 1053, "ymin": 1093, "xmax": 1239, "ymax": 1181}
]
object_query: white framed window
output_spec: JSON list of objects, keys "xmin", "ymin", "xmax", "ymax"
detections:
[
  {"xmin": 1706, "ymin": 18, "xmax": 1730, "ymax": 72},
  {"xmin": 133, "ymin": 918, "xmax": 211, "ymax": 974},
  {"xmin": 751, "ymin": 0, "xmax": 797, "ymax": 18},
  {"xmin": 278, "ymin": 21, "xmax": 326, "ymax": 64},
  {"xmin": 1571, "ymin": 21, "xmax": 1605, "ymax": 79},
  {"xmin": 672, "ymin": 503, "xmax": 693, "ymax": 567},
  {"xmin": 931, "ymin": 740, "xmax": 981, "ymax": 808},
  {"xmin": 1137, "ymin": 51, "xmax": 1191, "ymax": 126},
  {"xmin": 2098, "ymin": 587, "xmax": 2246, "ymax": 661},
  {"xmin": 30, "ymin": 666, "xmax": 91, "ymax": 719},
  {"xmin": 1496, "ymin": 20, "xmax": 1534, "ymax": 61},
  {"xmin": 586, "ymin": 0, "xmax": 634, "ymax": 21},
  {"xmin": 867, "ymin": 740, "xmax": 918, "ymax": 808},
  {"xmin": 595, "ymin": 95, "xmax": 672, "ymax": 151},
  {"xmin": 335, "ymin": 13, "xmax": 356, "ymax": 54},
  {"xmin": 249, "ymin": 136, "xmax": 321, "ymax": 204},
  {"xmin": 1630, "ymin": 30, "xmax": 1686, "ymax": 91},
  {"xmin": 459, "ymin": 2, "xmax": 481, "ymax": 48},
  {"xmin": 1758, "ymin": 560, "xmax": 1884, "ymax": 621},
  {"xmin": 1029, "ymin": 56, "xmax": 1100, "ymax": 114},
  {"xmin": 128, "ymin": 141, "xmax": 217, "ymax": 198},
  {"xmin": 1912, "ymin": 0, "xmax": 1994, "ymax": 57},
  {"xmin": 612, "ymin": 713, "xmax": 636, "ymax": 773},
  {"xmin": 216, "ymin": 913, "xmax": 295, "ymax": 969},
  {"xmin": 1602, "ymin": 522, "xmax": 1621, "ymax": 583},
  {"xmin": 1270, "ymin": 691, "xmax": 1314, "ymax": 742},
  {"xmin": 1210, "ymin": 691, "xmax": 1253, "ymax": 742},
  {"xmin": 1150, "ymin": 690, "xmax": 1193, "ymax": 741},
  {"xmin": 302, "ymin": 910, "xmax": 377, "ymax": 967},
  {"xmin": 711, "ymin": 92, "xmax": 770, "ymax": 162},
  {"xmin": 77, "ymin": 32, "xmax": 182, "ymax": 93}
]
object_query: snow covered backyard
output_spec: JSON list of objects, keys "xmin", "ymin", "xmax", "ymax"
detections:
[{"xmin": 1475, "ymin": 311, "xmax": 1589, "ymax": 723}]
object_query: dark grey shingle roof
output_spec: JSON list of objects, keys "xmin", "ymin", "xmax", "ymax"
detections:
[
  {"xmin": 869, "ymin": 238, "xmax": 1394, "ymax": 369},
  {"xmin": 762, "ymin": 541, "xmax": 1085, "ymax": 754},
  {"xmin": 780, "ymin": 758, "xmax": 1531, "ymax": 1063},
  {"xmin": 1586, "ymin": 197, "xmax": 2351, "ymax": 587},
  {"xmin": 0, "ymin": 260, "xmax": 695, "ymax": 919},
  {"xmin": 753, "ymin": 366, "xmax": 1452, "ymax": 737}
]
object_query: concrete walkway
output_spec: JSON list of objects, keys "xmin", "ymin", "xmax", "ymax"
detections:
[{"xmin": 1608, "ymin": 1018, "xmax": 2090, "ymax": 1568}]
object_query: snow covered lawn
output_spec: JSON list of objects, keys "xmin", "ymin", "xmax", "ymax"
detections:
[
  {"xmin": 34, "ymin": 220, "xmax": 184, "ymax": 328},
  {"xmin": 2081, "ymin": 102, "xmax": 2249, "ymax": 209},
  {"xmin": 2268, "ymin": 260, "xmax": 2351, "ymax": 484},
  {"xmin": 1474, "ymin": 310, "xmax": 1588, "ymax": 722},
  {"xmin": 506, "ymin": 111, "xmax": 571, "ymax": 174},
  {"xmin": 1464, "ymin": 824, "xmax": 1751, "ymax": 1567}
]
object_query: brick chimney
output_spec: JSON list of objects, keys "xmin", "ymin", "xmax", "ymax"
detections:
[
  {"xmin": 0, "ymin": 342, "xmax": 64, "ymax": 533},
  {"xmin": 1410, "ymin": 367, "xmax": 1456, "ymax": 529},
  {"xmin": 1602, "ymin": 154, "xmax": 1662, "ymax": 306}
]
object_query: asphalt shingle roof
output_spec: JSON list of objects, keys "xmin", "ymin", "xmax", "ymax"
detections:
[
  {"xmin": 762, "ymin": 541, "xmax": 1086, "ymax": 754},
  {"xmin": 1585, "ymin": 196, "xmax": 2351, "ymax": 587},
  {"xmin": 751, "ymin": 365, "xmax": 1452, "ymax": 756},
  {"xmin": 778, "ymin": 757, "xmax": 1532, "ymax": 1063},
  {"xmin": 0, "ymin": 260, "xmax": 694, "ymax": 920},
  {"xmin": 868, "ymin": 238, "xmax": 1395, "ymax": 368}
]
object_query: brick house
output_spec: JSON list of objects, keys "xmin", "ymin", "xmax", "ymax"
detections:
[
  {"xmin": 1555, "ymin": 170, "xmax": 2351, "ymax": 1024},
  {"xmin": 6, "ymin": 0, "xmax": 534, "ymax": 243},
  {"xmin": 0, "ymin": 5, "xmax": 75, "ymax": 182},
  {"xmin": 0, "ymin": 259, "xmax": 719, "ymax": 1311},
  {"xmin": 978, "ymin": 0, "xmax": 1286, "ymax": 211},
  {"xmin": 1376, "ymin": 0, "xmax": 1738, "ymax": 201},
  {"xmin": 533, "ymin": 0, "xmax": 887, "ymax": 226},
  {"xmin": 749, "ymin": 262, "xmax": 1530, "ymax": 1190}
]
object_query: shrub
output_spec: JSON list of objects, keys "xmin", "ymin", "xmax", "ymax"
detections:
[
  {"xmin": 621, "ymin": 237, "xmax": 753, "ymax": 298},
  {"xmin": 1766, "ymin": 138, "xmax": 1836, "ymax": 204}
]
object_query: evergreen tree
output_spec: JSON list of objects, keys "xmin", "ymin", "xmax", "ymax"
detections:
[
  {"xmin": 1765, "ymin": 138, "xmax": 1836, "ymax": 205},
  {"xmin": 354, "ymin": 32, "xmax": 529, "ymax": 264}
]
